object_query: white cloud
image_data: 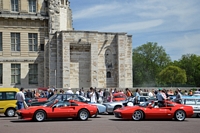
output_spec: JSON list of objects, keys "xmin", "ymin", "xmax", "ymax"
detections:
[
  {"xmin": 97, "ymin": 19, "xmax": 164, "ymax": 32},
  {"xmin": 162, "ymin": 34, "xmax": 200, "ymax": 60},
  {"xmin": 73, "ymin": 4, "xmax": 120, "ymax": 19},
  {"xmin": 71, "ymin": 0, "xmax": 200, "ymax": 61}
]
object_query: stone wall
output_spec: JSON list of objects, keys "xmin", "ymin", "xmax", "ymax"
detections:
[{"xmin": 50, "ymin": 31, "xmax": 133, "ymax": 89}]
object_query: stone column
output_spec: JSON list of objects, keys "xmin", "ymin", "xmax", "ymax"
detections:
[
  {"xmin": 125, "ymin": 35, "xmax": 133, "ymax": 88},
  {"xmin": 117, "ymin": 34, "xmax": 126, "ymax": 88},
  {"xmin": 62, "ymin": 32, "xmax": 70, "ymax": 88},
  {"xmin": 48, "ymin": 34, "xmax": 57, "ymax": 87},
  {"xmin": 90, "ymin": 33, "xmax": 98, "ymax": 88}
]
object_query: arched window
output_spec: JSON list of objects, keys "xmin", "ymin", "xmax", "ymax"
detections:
[
  {"xmin": 105, "ymin": 49, "xmax": 113, "ymax": 68},
  {"xmin": 107, "ymin": 72, "xmax": 111, "ymax": 78}
]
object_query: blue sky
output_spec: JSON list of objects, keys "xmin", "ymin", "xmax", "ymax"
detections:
[{"xmin": 70, "ymin": 0, "xmax": 200, "ymax": 61}]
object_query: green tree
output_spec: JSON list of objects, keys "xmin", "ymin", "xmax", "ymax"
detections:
[
  {"xmin": 132, "ymin": 42, "xmax": 171, "ymax": 86},
  {"xmin": 158, "ymin": 65, "xmax": 187, "ymax": 87},
  {"xmin": 177, "ymin": 54, "xmax": 200, "ymax": 86}
]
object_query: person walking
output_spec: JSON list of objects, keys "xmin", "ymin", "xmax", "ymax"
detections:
[{"xmin": 15, "ymin": 88, "xmax": 26, "ymax": 110}]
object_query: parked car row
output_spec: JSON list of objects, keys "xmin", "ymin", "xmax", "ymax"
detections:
[{"xmin": 1, "ymin": 87, "xmax": 200, "ymax": 122}]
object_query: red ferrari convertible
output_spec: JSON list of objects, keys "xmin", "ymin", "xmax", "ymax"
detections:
[
  {"xmin": 114, "ymin": 100, "xmax": 193, "ymax": 121},
  {"xmin": 17, "ymin": 100, "xmax": 97, "ymax": 122}
]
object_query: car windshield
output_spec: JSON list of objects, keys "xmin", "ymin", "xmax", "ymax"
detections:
[
  {"xmin": 48, "ymin": 94, "xmax": 58, "ymax": 101},
  {"xmin": 43, "ymin": 101, "xmax": 54, "ymax": 107}
]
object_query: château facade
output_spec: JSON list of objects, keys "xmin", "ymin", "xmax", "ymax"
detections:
[{"xmin": 0, "ymin": 0, "xmax": 132, "ymax": 89}]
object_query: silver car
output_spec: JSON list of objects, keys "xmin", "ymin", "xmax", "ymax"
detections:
[
  {"xmin": 103, "ymin": 96, "xmax": 149, "ymax": 114},
  {"xmin": 182, "ymin": 97, "xmax": 200, "ymax": 117}
]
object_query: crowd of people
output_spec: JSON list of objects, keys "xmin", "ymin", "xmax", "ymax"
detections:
[{"xmin": 15, "ymin": 86, "xmax": 198, "ymax": 110}]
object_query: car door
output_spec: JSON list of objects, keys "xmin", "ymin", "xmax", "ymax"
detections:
[
  {"xmin": 145, "ymin": 107, "xmax": 169, "ymax": 119},
  {"xmin": 48, "ymin": 102, "xmax": 73, "ymax": 118}
]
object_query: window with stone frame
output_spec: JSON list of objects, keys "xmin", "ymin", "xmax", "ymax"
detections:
[
  {"xmin": 28, "ymin": 33, "xmax": 38, "ymax": 51},
  {"xmin": 11, "ymin": 64, "xmax": 21, "ymax": 84},
  {"xmin": 106, "ymin": 71, "xmax": 111, "ymax": 78},
  {"xmin": 0, "ymin": 64, "xmax": 2, "ymax": 84},
  {"xmin": 11, "ymin": 33, "xmax": 20, "ymax": 51},
  {"xmin": 0, "ymin": 32, "xmax": 2, "ymax": 51},
  {"xmin": 29, "ymin": 0, "xmax": 36, "ymax": 13},
  {"xmin": 11, "ymin": 0, "xmax": 19, "ymax": 12},
  {"xmin": 29, "ymin": 64, "xmax": 38, "ymax": 84}
]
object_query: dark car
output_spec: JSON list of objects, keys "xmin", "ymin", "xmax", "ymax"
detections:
[{"xmin": 28, "ymin": 94, "xmax": 79, "ymax": 106}]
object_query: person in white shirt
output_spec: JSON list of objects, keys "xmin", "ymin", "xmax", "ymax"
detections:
[
  {"xmin": 148, "ymin": 89, "xmax": 154, "ymax": 98},
  {"xmin": 15, "ymin": 88, "xmax": 25, "ymax": 110},
  {"xmin": 65, "ymin": 87, "xmax": 74, "ymax": 94},
  {"xmin": 75, "ymin": 89, "xmax": 79, "ymax": 95},
  {"xmin": 89, "ymin": 87, "xmax": 97, "ymax": 103}
]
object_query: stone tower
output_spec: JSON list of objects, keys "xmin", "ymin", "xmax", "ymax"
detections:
[{"xmin": 48, "ymin": 0, "xmax": 73, "ymax": 33}]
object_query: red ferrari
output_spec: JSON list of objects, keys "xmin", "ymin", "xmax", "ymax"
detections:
[
  {"xmin": 17, "ymin": 100, "xmax": 97, "ymax": 122},
  {"xmin": 114, "ymin": 101, "xmax": 193, "ymax": 121},
  {"xmin": 113, "ymin": 93, "xmax": 127, "ymax": 102}
]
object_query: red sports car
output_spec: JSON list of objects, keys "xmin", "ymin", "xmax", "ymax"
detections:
[
  {"xmin": 17, "ymin": 100, "xmax": 97, "ymax": 122},
  {"xmin": 113, "ymin": 93, "xmax": 127, "ymax": 102},
  {"xmin": 114, "ymin": 100, "xmax": 193, "ymax": 121}
]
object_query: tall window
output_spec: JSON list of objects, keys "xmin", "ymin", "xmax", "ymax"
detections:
[
  {"xmin": 29, "ymin": 0, "xmax": 36, "ymax": 13},
  {"xmin": 11, "ymin": 64, "xmax": 20, "ymax": 84},
  {"xmin": 0, "ymin": 64, "xmax": 2, "ymax": 84},
  {"xmin": 106, "ymin": 71, "xmax": 111, "ymax": 78},
  {"xmin": 11, "ymin": 0, "xmax": 19, "ymax": 12},
  {"xmin": 11, "ymin": 33, "xmax": 20, "ymax": 51},
  {"xmin": 0, "ymin": 32, "xmax": 2, "ymax": 51},
  {"xmin": 28, "ymin": 33, "xmax": 38, "ymax": 51},
  {"xmin": 29, "ymin": 64, "xmax": 38, "ymax": 84}
]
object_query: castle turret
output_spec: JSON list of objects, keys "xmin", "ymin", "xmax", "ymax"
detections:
[{"xmin": 48, "ymin": 0, "xmax": 73, "ymax": 33}]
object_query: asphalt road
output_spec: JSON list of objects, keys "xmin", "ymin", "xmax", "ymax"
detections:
[{"xmin": 0, "ymin": 114, "xmax": 199, "ymax": 133}]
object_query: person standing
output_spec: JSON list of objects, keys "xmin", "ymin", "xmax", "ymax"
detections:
[
  {"xmin": 26, "ymin": 89, "xmax": 33, "ymax": 98},
  {"xmin": 175, "ymin": 88, "xmax": 182, "ymax": 104},
  {"xmin": 89, "ymin": 87, "xmax": 97, "ymax": 103},
  {"xmin": 157, "ymin": 88, "xmax": 166, "ymax": 107},
  {"xmin": 65, "ymin": 87, "xmax": 74, "ymax": 94},
  {"xmin": 134, "ymin": 89, "xmax": 140, "ymax": 105},
  {"xmin": 125, "ymin": 88, "xmax": 132, "ymax": 97},
  {"xmin": 15, "ymin": 88, "xmax": 25, "ymax": 110}
]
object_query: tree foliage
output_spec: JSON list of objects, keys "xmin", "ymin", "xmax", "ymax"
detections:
[
  {"xmin": 132, "ymin": 42, "xmax": 171, "ymax": 86},
  {"xmin": 176, "ymin": 54, "xmax": 200, "ymax": 87},
  {"xmin": 158, "ymin": 65, "xmax": 187, "ymax": 87}
]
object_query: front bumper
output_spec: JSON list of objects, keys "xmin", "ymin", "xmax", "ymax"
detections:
[
  {"xmin": 114, "ymin": 112, "xmax": 122, "ymax": 118},
  {"xmin": 16, "ymin": 111, "xmax": 23, "ymax": 119}
]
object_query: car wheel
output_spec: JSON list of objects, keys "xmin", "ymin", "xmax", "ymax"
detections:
[
  {"xmin": 78, "ymin": 109, "xmax": 89, "ymax": 121},
  {"xmin": 5, "ymin": 108, "xmax": 16, "ymax": 117},
  {"xmin": 197, "ymin": 113, "xmax": 200, "ymax": 118},
  {"xmin": 132, "ymin": 110, "xmax": 143, "ymax": 121},
  {"xmin": 175, "ymin": 110, "xmax": 185, "ymax": 121},
  {"xmin": 34, "ymin": 110, "xmax": 46, "ymax": 122}
]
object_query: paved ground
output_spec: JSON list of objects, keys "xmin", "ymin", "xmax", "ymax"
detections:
[{"xmin": 0, "ymin": 114, "xmax": 199, "ymax": 133}]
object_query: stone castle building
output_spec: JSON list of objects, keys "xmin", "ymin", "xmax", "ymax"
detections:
[{"xmin": 0, "ymin": 0, "xmax": 132, "ymax": 89}]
